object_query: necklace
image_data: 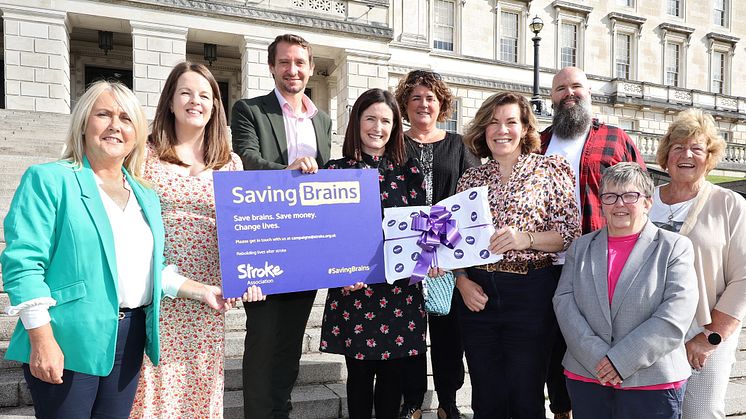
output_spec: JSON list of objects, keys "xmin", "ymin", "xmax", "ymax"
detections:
[{"xmin": 667, "ymin": 203, "xmax": 686, "ymax": 222}]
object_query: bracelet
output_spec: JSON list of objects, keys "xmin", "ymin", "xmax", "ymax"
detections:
[{"xmin": 526, "ymin": 232, "xmax": 535, "ymax": 249}]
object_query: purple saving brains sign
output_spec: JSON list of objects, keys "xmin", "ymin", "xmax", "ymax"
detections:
[{"xmin": 213, "ymin": 169, "xmax": 385, "ymax": 297}]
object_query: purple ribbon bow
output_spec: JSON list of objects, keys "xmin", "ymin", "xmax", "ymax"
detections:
[{"xmin": 409, "ymin": 205, "xmax": 462, "ymax": 285}]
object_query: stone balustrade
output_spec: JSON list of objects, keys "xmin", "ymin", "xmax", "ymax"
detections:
[{"xmin": 628, "ymin": 130, "xmax": 746, "ymax": 173}]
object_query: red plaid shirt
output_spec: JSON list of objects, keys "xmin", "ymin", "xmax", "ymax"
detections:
[{"xmin": 540, "ymin": 120, "xmax": 647, "ymax": 234}]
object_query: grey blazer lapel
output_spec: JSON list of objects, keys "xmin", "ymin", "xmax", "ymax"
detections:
[
  {"xmin": 610, "ymin": 221, "xmax": 658, "ymax": 320},
  {"xmin": 589, "ymin": 229, "xmax": 612, "ymax": 327},
  {"xmin": 262, "ymin": 92, "xmax": 288, "ymax": 165}
]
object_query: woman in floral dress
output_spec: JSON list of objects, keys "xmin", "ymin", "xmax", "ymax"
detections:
[
  {"xmin": 319, "ymin": 88, "xmax": 426, "ymax": 419},
  {"xmin": 130, "ymin": 62, "xmax": 263, "ymax": 418}
]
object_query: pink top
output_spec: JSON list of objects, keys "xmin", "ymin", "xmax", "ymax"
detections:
[
  {"xmin": 565, "ymin": 232, "xmax": 686, "ymax": 391},
  {"xmin": 274, "ymin": 88, "xmax": 318, "ymax": 165},
  {"xmin": 607, "ymin": 233, "xmax": 639, "ymax": 303}
]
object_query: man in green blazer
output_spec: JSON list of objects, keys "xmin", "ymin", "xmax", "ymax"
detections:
[{"xmin": 230, "ymin": 33, "xmax": 332, "ymax": 419}]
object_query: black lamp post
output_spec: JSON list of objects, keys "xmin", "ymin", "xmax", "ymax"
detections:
[{"xmin": 529, "ymin": 15, "xmax": 544, "ymax": 115}]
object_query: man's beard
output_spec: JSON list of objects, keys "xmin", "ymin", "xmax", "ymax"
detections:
[{"xmin": 552, "ymin": 97, "xmax": 592, "ymax": 139}]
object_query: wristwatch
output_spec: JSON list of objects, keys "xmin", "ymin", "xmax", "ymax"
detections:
[{"xmin": 703, "ymin": 329, "xmax": 722, "ymax": 345}]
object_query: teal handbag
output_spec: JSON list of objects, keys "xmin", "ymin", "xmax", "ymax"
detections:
[{"xmin": 422, "ymin": 271, "xmax": 456, "ymax": 316}]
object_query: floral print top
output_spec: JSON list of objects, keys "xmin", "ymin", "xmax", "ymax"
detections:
[
  {"xmin": 456, "ymin": 153, "xmax": 581, "ymax": 265},
  {"xmin": 319, "ymin": 153, "xmax": 428, "ymax": 360}
]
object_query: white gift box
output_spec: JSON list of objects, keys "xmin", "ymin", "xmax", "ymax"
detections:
[{"xmin": 382, "ymin": 186, "xmax": 502, "ymax": 284}]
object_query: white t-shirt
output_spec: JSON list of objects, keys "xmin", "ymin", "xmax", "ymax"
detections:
[
  {"xmin": 649, "ymin": 186, "xmax": 695, "ymax": 233},
  {"xmin": 545, "ymin": 131, "xmax": 587, "ymax": 219}
]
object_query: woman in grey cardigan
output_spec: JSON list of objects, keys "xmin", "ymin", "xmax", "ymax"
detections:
[{"xmin": 553, "ymin": 162, "xmax": 698, "ymax": 419}]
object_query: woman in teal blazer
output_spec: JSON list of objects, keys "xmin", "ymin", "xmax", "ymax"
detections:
[{"xmin": 1, "ymin": 81, "xmax": 229, "ymax": 419}]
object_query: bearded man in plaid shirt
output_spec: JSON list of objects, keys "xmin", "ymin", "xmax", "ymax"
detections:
[{"xmin": 539, "ymin": 67, "xmax": 647, "ymax": 419}]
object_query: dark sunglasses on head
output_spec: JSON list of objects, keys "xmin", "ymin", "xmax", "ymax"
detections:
[{"xmin": 408, "ymin": 69, "xmax": 442, "ymax": 81}]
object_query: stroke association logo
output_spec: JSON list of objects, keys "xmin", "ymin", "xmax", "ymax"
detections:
[{"xmin": 237, "ymin": 261, "xmax": 284, "ymax": 284}]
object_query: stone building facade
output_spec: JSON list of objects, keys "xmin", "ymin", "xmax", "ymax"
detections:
[{"xmin": 1, "ymin": 0, "xmax": 745, "ymax": 174}]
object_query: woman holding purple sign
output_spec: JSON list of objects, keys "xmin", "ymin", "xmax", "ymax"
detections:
[
  {"xmin": 130, "ymin": 62, "xmax": 264, "ymax": 418},
  {"xmin": 319, "ymin": 88, "xmax": 427, "ymax": 419},
  {"xmin": 454, "ymin": 92, "xmax": 580, "ymax": 418}
]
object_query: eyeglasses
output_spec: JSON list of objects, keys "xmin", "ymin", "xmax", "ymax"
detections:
[
  {"xmin": 600, "ymin": 192, "xmax": 649, "ymax": 205},
  {"xmin": 408, "ymin": 69, "xmax": 442, "ymax": 81}
]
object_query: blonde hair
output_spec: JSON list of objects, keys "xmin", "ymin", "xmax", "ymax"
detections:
[
  {"xmin": 656, "ymin": 109, "xmax": 726, "ymax": 173},
  {"xmin": 62, "ymin": 80, "xmax": 149, "ymax": 183}
]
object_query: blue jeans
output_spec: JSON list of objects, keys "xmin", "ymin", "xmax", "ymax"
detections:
[
  {"xmin": 23, "ymin": 308, "xmax": 146, "ymax": 419},
  {"xmin": 566, "ymin": 378, "xmax": 686, "ymax": 419},
  {"xmin": 458, "ymin": 266, "xmax": 558, "ymax": 419}
]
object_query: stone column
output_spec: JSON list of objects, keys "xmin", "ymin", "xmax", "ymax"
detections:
[
  {"xmin": 332, "ymin": 49, "xmax": 390, "ymax": 134},
  {"xmin": 130, "ymin": 21, "xmax": 187, "ymax": 118},
  {"xmin": 239, "ymin": 35, "xmax": 273, "ymax": 99},
  {"xmin": 2, "ymin": 6, "xmax": 70, "ymax": 113}
]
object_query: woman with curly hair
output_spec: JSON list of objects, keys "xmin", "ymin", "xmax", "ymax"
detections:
[{"xmin": 393, "ymin": 70, "xmax": 480, "ymax": 419}]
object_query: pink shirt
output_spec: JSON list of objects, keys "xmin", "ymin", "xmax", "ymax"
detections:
[
  {"xmin": 607, "ymin": 233, "xmax": 639, "ymax": 303},
  {"xmin": 274, "ymin": 88, "xmax": 318, "ymax": 164},
  {"xmin": 565, "ymin": 232, "xmax": 686, "ymax": 391}
]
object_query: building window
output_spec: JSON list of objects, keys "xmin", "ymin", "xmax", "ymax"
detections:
[
  {"xmin": 667, "ymin": 0, "xmax": 682, "ymax": 16},
  {"xmin": 560, "ymin": 23, "xmax": 578, "ymax": 68},
  {"xmin": 707, "ymin": 33, "xmax": 737, "ymax": 95},
  {"xmin": 665, "ymin": 42, "xmax": 681, "ymax": 87},
  {"xmin": 713, "ymin": 0, "xmax": 728, "ymax": 27},
  {"xmin": 437, "ymin": 99, "xmax": 459, "ymax": 132},
  {"xmin": 659, "ymin": 24, "xmax": 692, "ymax": 88},
  {"xmin": 499, "ymin": 11, "xmax": 519, "ymax": 63},
  {"xmin": 433, "ymin": 0, "xmax": 455, "ymax": 51},
  {"xmin": 554, "ymin": 3, "xmax": 591, "ymax": 70},
  {"xmin": 608, "ymin": 13, "xmax": 644, "ymax": 80},
  {"xmin": 712, "ymin": 51, "xmax": 725, "ymax": 94},
  {"xmin": 615, "ymin": 33, "xmax": 631, "ymax": 79}
]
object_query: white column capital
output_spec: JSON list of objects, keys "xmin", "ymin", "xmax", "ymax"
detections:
[{"xmin": 130, "ymin": 21, "xmax": 188, "ymax": 40}]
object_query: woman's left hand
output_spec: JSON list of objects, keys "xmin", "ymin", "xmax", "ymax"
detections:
[
  {"xmin": 200, "ymin": 285, "xmax": 228, "ymax": 311},
  {"xmin": 488, "ymin": 227, "xmax": 530, "ymax": 254},
  {"xmin": 686, "ymin": 334, "xmax": 717, "ymax": 371},
  {"xmin": 225, "ymin": 285, "xmax": 267, "ymax": 309},
  {"xmin": 595, "ymin": 356, "xmax": 623, "ymax": 386},
  {"xmin": 343, "ymin": 282, "xmax": 367, "ymax": 292}
]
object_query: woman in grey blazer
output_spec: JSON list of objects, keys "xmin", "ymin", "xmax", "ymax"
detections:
[{"xmin": 553, "ymin": 163, "xmax": 698, "ymax": 419}]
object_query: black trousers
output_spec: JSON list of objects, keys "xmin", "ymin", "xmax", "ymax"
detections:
[
  {"xmin": 566, "ymin": 379, "xmax": 686, "ymax": 419},
  {"xmin": 346, "ymin": 356, "xmax": 405, "ymax": 419},
  {"xmin": 23, "ymin": 309, "xmax": 145, "ymax": 419},
  {"xmin": 458, "ymin": 266, "xmax": 558, "ymax": 419},
  {"xmin": 547, "ymin": 264, "xmax": 571, "ymax": 414},
  {"xmin": 546, "ymin": 316, "xmax": 572, "ymax": 413},
  {"xmin": 242, "ymin": 290, "xmax": 316, "ymax": 419},
  {"xmin": 401, "ymin": 291, "xmax": 465, "ymax": 409}
]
